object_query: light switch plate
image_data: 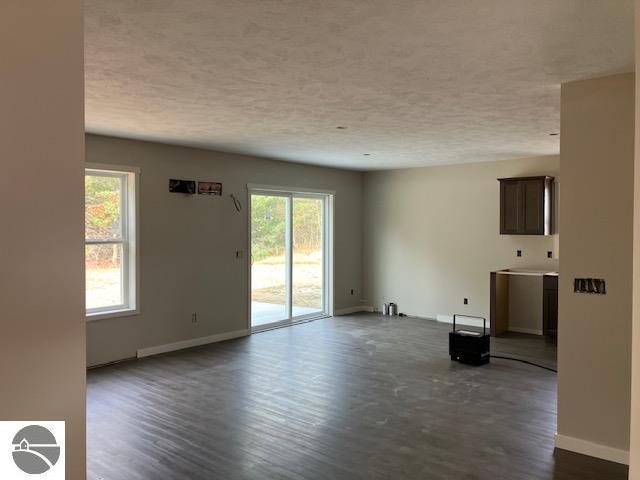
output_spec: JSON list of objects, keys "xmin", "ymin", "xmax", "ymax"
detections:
[{"xmin": 574, "ymin": 278, "xmax": 606, "ymax": 294}]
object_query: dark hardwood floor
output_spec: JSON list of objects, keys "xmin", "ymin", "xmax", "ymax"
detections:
[
  {"xmin": 492, "ymin": 331, "xmax": 558, "ymax": 371},
  {"xmin": 87, "ymin": 313, "xmax": 627, "ymax": 480}
]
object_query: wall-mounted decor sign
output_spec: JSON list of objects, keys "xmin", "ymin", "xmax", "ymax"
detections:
[
  {"xmin": 198, "ymin": 181, "xmax": 222, "ymax": 196},
  {"xmin": 169, "ymin": 179, "xmax": 196, "ymax": 194}
]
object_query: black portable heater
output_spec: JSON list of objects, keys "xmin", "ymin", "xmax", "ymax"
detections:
[{"xmin": 449, "ymin": 314, "xmax": 490, "ymax": 366}]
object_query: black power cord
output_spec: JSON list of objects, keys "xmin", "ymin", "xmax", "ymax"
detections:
[
  {"xmin": 490, "ymin": 354, "xmax": 557, "ymax": 373},
  {"xmin": 230, "ymin": 193, "xmax": 242, "ymax": 212}
]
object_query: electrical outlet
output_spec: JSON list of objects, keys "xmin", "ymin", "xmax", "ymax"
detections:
[
  {"xmin": 463, "ymin": 298, "xmax": 468, "ymax": 305},
  {"xmin": 517, "ymin": 250, "xmax": 522, "ymax": 257},
  {"xmin": 547, "ymin": 251, "xmax": 553, "ymax": 258},
  {"xmin": 191, "ymin": 313, "xmax": 197, "ymax": 323}
]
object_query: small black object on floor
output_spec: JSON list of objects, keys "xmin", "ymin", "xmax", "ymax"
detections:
[{"xmin": 449, "ymin": 314, "xmax": 490, "ymax": 365}]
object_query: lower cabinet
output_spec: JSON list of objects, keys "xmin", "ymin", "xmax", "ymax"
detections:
[
  {"xmin": 543, "ymin": 275, "xmax": 558, "ymax": 336},
  {"xmin": 490, "ymin": 272, "xmax": 558, "ymax": 336}
]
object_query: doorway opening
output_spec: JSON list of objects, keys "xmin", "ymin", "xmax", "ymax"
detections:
[{"xmin": 249, "ymin": 186, "xmax": 333, "ymax": 331}]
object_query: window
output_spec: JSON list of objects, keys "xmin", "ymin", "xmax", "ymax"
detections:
[{"xmin": 85, "ymin": 165, "xmax": 139, "ymax": 318}]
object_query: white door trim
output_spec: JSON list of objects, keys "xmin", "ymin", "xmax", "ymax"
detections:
[{"xmin": 247, "ymin": 183, "xmax": 336, "ymax": 196}]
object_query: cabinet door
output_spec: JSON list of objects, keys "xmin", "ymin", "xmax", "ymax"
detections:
[
  {"xmin": 500, "ymin": 181, "xmax": 521, "ymax": 234},
  {"xmin": 521, "ymin": 179, "xmax": 545, "ymax": 234},
  {"xmin": 543, "ymin": 289, "xmax": 558, "ymax": 336}
]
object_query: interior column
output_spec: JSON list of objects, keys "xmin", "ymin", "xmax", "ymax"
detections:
[{"xmin": 0, "ymin": 2, "xmax": 86, "ymax": 478}]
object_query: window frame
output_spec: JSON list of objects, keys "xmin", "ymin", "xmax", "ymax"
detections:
[{"xmin": 85, "ymin": 163, "xmax": 140, "ymax": 321}]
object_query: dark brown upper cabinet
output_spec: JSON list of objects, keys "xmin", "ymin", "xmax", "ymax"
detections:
[{"xmin": 498, "ymin": 176, "xmax": 554, "ymax": 235}]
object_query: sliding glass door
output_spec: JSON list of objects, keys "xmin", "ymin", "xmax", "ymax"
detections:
[
  {"xmin": 250, "ymin": 194, "xmax": 289, "ymax": 327},
  {"xmin": 292, "ymin": 196, "xmax": 324, "ymax": 318},
  {"xmin": 250, "ymin": 189, "xmax": 330, "ymax": 330}
]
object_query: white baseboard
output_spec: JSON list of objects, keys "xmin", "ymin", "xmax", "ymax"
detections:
[
  {"xmin": 508, "ymin": 327, "xmax": 543, "ymax": 335},
  {"xmin": 137, "ymin": 329, "xmax": 250, "ymax": 358},
  {"xmin": 555, "ymin": 433, "xmax": 629, "ymax": 465},
  {"xmin": 436, "ymin": 314, "xmax": 488, "ymax": 329},
  {"xmin": 334, "ymin": 305, "xmax": 374, "ymax": 315}
]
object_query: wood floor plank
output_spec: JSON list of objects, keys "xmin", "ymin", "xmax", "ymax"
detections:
[{"xmin": 87, "ymin": 314, "xmax": 628, "ymax": 480}]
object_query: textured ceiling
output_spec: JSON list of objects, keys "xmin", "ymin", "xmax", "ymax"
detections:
[{"xmin": 85, "ymin": 0, "xmax": 634, "ymax": 170}]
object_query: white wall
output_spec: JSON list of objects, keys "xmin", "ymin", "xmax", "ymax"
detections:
[
  {"xmin": 86, "ymin": 134, "xmax": 363, "ymax": 367},
  {"xmin": 631, "ymin": 3, "xmax": 640, "ymax": 476},
  {"xmin": 558, "ymin": 72, "xmax": 634, "ymax": 463},
  {"xmin": 0, "ymin": 2, "xmax": 86, "ymax": 478},
  {"xmin": 362, "ymin": 155, "xmax": 559, "ymax": 322}
]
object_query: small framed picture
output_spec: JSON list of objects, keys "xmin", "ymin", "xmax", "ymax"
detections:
[
  {"xmin": 198, "ymin": 181, "xmax": 222, "ymax": 196},
  {"xmin": 169, "ymin": 179, "xmax": 196, "ymax": 194}
]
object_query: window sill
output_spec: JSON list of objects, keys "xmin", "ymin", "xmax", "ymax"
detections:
[{"xmin": 86, "ymin": 308, "xmax": 140, "ymax": 322}]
